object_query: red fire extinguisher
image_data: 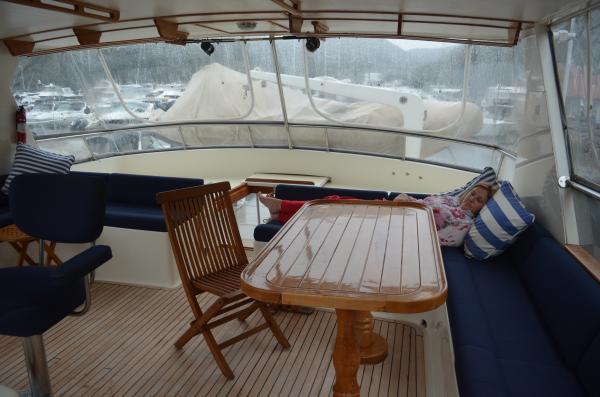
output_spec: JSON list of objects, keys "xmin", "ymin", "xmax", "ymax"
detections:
[{"xmin": 16, "ymin": 106, "xmax": 26, "ymax": 144}]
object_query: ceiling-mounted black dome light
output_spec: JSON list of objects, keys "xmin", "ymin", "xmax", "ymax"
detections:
[
  {"xmin": 305, "ymin": 37, "xmax": 320, "ymax": 52},
  {"xmin": 201, "ymin": 41, "xmax": 215, "ymax": 56}
]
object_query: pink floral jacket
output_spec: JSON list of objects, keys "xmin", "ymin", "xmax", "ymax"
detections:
[{"xmin": 420, "ymin": 195, "xmax": 473, "ymax": 247}]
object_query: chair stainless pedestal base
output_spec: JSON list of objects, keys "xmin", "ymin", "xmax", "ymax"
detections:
[{"xmin": 22, "ymin": 336, "xmax": 52, "ymax": 397}]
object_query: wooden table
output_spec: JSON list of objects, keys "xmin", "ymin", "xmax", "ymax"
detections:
[
  {"xmin": 241, "ymin": 199, "xmax": 447, "ymax": 397},
  {"xmin": 0, "ymin": 224, "xmax": 62, "ymax": 266}
]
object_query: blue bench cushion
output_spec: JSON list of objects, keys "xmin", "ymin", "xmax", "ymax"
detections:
[
  {"xmin": 513, "ymin": 238, "xmax": 600, "ymax": 397},
  {"xmin": 443, "ymin": 246, "xmax": 587, "ymax": 397},
  {"xmin": 0, "ymin": 176, "xmax": 10, "ymax": 227},
  {"xmin": 107, "ymin": 173, "xmax": 204, "ymax": 206},
  {"xmin": 274, "ymin": 184, "xmax": 388, "ymax": 201},
  {"xmin": 105, "ymin": 203, "xmax": 167, "ymax": 232},
  {"xmin": 0, "ymin": 206, "xmax": 11, "ymax": 228},
  {"xmin": 254, "ymin": 221, "xmax": 283, "ymax": 242}
]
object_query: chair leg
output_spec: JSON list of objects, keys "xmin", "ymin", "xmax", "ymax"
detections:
[
  {"xmin": 202, "ymin": 328, "xmax": 235, "ymax": 379},
  {"xmin": 237, "ymin": 303, "xmax": 259, "ymax": 321},
  {"xmin": 175, "ymin": 300, "xmax": 223, "ymax": 349},
  {"xmin": 258, "ymin": 303, "xmax": 290, "ymax": 349},
  {"xmin": 22, "ymin": 335, "xmax": 52, "ymax": 397}
]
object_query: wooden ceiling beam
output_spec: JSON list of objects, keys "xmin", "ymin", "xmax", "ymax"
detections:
[
  {"xmin": 271, "ymin": 0, "xmax": 302, "ymax": 17},
  {"xmin": 4, "ymin": 0, "xmax": 119, "ymax": 22},
  {"xmin": 3, "ymin": 39, "xmax": 35, "ymax": 56},
  {"xmin": 73, "ymin": 27, "xmax": 102, "ymax": 45},
  {"xmin": 397, "ymin": 14, "xmax": 403, "ymax": 36},
  {"xmin": 311, "ymin": 21, "xmax": 329, "ymax": 34},
  {"xmin": 508, "ymin": 22, "xmax": 522, "ymax": 45},
  {"xmin": 289, "ymin": 15, "xmax": 303, "ymax": 33},
  {"xmin": 154, "ymin": 18, "xmax": 188, "ymax": 40}
]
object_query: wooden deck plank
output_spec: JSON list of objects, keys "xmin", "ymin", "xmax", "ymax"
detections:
[{"xmin": 0, "ymin": 283, "xmax": 425, "ymax": 397}]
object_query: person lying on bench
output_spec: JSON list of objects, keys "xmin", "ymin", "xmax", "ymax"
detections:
[{"xmin": 259, "ymin": 182, "xmax": 497, "ymax": 247}]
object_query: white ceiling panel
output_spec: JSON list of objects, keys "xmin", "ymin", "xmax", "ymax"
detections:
[{"xmin": 0, "ymin": 0, "xmax": 588, "ymax": 55}]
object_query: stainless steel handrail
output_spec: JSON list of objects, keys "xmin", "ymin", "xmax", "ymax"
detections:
[{"xmin": 35, "ymin": 120, "xmax": 518, "ymax": 159}]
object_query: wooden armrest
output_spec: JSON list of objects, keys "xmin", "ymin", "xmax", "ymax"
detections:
[{"xmin": 565, "ymin": 244, "xmax": 600, "ymax": 283}]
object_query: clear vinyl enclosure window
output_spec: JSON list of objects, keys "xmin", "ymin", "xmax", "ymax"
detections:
[
  {"xmin": 12, "ymin": 37, "xmax": 529, "ymax": 169},
  {"xmin": 552, "ymin": 10, "xmax": 600, "ymax": 190}
]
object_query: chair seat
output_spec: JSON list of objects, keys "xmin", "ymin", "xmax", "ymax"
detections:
[{"xmin": 192, "ymin": 264, "xmax": 246, "ymax": 296}]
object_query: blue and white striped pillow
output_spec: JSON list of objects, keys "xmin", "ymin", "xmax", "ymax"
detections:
[
  {"xmin": 464, "ymin": 181, "xmax": 535, "ymax": 260},
  {"xmin": 1, "ymin": 144, "xmax": 75, "ymax": 195},
  {"xmin": 444, "ymin": 167, "xmax": 497, "ymax": 197}
]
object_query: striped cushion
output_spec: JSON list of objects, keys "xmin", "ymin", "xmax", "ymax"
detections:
[
  {"xmin": 464, "ymin": 181, "xmax": 535, "ymax": 260},
  {"xmin": 1, "ymin": 144, "xmax": 75, "ymax": 195},
  {"xmin": 444, "ymin": 167, "xmax": 497, "ymax": 197}
]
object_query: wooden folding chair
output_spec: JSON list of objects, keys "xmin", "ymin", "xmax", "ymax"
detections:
[{"xmin": 157, "ymin": 181, "xmax": 290, "ymax": 379}]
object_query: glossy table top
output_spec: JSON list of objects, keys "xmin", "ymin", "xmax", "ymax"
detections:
[{"xmin": 241, "ymin": 200, "xmax": 447, "ymax": 313}]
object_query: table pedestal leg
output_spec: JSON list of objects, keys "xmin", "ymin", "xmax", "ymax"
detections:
[
  {"xmin": 355, "ymin": 311, "xmax": 388, "ymax": 364},
  {"xmin": 333, "ymin": 309, "xmax": 360, "ymax": 397}
]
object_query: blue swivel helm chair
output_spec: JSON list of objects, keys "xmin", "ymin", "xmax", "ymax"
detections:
[{"xmin": 0, "ymin": 173, "xmax": 112, "ymax": 397}]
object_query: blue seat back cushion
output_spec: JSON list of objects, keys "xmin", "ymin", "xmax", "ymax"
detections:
[
  {"xmin": 516, "ymin": 238, "xmax": 600, "ymax": 375},
  {"xmin": 0, "ymin": 175, "xmax": 7, "ymax": 207},
  {"xmin": 0, "ymin": 207, "xmax": 11, "ymax": 228},
  {"xmin": 10, "ymin": 174, "xmax": 106, "ymax": 243},
  {"xmin": 107, "ymin": 173, "xmax": 204, "ymax": 206},
  {"xmin": 254, "ymin": 221, "xmax": 283, "ymax": 242},
  {"xmin": 387, "ymin": 192, "xmax": 429, "ymax": 200},
  {"xmin": 507, "ymin": 222, "xmax": 551, "ymax": 267},
  {"xmin": 274, "ymin": 184, "xmax": 387, "ymax": 201},
  {"xmin": 105, "ymin": 203, "xmax": 166, "ymax": 232}
]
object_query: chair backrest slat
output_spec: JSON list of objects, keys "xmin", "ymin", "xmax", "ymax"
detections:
[{"xmin": 158, "ymin": 182, "xmax": 248, "ymax": 287}]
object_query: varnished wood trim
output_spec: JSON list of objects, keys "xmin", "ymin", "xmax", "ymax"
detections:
[
  {"xmin": 1, "ymin": 8, "xmax": 532, "ymax": 42},
  {"xmin": 311, "ymin": 21, "xmax": 329, "ymax": 34},
  {"xmin": 245, "ymin": 177, "xmax": 315, "ymax": 185},
  {"xmin": 301, "ymin": 9, "xmax": 534, "ymax": 24},
  {"xmin": 509, "ymin": 22, "xmax": 522, "ymax": 45},
  {"xmin": 229, "ymin": 183, "xmax": 251, "ymax": 203},
  {"xmin": 271, "ymin": 0, "xmax": 302, "ymax": 17},
  {"xmin": 154, "ymin": 18, "xmax": 188, "ymax": 40},
  {"xmin": 397, "ymin": 14, "xmax": 403, "ymax": 36},
  {"xmin": 178, "ymin": 17, "xmax": 288, "ymax": 26},
  {"xmin": 73, "ymin": 27, "xmax": 102, "ymax": 45},
  {"xmin": 289, "ymin": 14, "xmax": 303, "ymax": 33},
  {"xmin": 18, "ymin": 37, "xmax": 165, "ymax": 57},
  {"xmin": 3, "ymin": 39, "xmax": 34, "ymax": 56},
  {"xmin": 269, "ymin": 20, "xmax": 289, "ymax": 30},
  {"xmin": 565, "ymin": 244, "xmax": 600, "ymax": 283},
  {"xmin": 4, "ymin": 0, "xmax": 119, "ymax": 22},
  {"xmin": 194, "ymin": 23, "xmax": 230, "ymax": 34},
  {"xmin": 402, "ymin": 19, "xmax": 511, "ymax": 30}
]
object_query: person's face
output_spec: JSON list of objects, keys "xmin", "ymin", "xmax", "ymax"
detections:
[{"xmin": 460, "ymin": 186, "xmax": 489, "ymax": 214}]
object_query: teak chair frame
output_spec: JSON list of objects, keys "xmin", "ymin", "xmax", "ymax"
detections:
[{"xmin": 157, "ymin": 181, "xmax": 289, "ymax": 379}]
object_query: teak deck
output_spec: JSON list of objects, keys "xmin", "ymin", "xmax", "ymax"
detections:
[{"xmin": 0, "ymin": 282, "xmax": 425, "ymax": 397}]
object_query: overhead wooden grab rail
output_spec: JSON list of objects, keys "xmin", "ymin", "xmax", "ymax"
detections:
[{"xmin": 5, "ymin": 0, "xmax": 119, "ymax": 22}]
